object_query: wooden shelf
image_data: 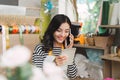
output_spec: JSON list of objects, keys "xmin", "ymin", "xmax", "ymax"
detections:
[
  {"xmin": 100, "ymin": 25, "xmax": 120, "ymax": 28},
  {"xmin": 26, "ymin": 7, "xmax": 40, "ymax": 10},
  {"xmin": 0, "ymin": 34, "xmax": 40, "ymax": 54},
  {"xmin": 101, "ymin": 54, "xmax": 120, "ymax": 62},
  {"xmin": 0, "ymin": 15, "xmax": 40, "ymax": 25},
  {"xmin": 73, "ymin": 44, "xmax": 104, "ymax": 50}
]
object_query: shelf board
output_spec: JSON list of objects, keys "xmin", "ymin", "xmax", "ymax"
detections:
[
  {"xmin": 101, "ymin": 54, "xmax": 120, "ymax": 62},
  {"xmin": 26, "ymin": 7, "xmax": 40, "ymax": 10},
  {"xmin": 0, "ymin": 34, "xmax": 40, "ymax": 54},
  {"xmin": 100, "ymin": 25, "xmax": 120, "ymax": 28},
  {"xmin": 73, "ymin": 44, "xmax": 104, "ymax": 49},
  {"xmin": 0, "ymin": 15, "xmax": 40, "ymax": 25}
]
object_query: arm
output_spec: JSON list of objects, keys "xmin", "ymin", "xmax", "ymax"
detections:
[
  {"xmin": 32, "ymin": 44, "xmax": 45, "ymax": 68},
  {"xmin": 32, "ymin": 44, "xmax": 56, "ymax": 68}
]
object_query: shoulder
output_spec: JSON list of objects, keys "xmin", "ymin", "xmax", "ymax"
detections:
[
  {"xmin": 35, "ymin": 43, "xmax": 44, "ymax": 48},
  {"xmin": 34, "ymin": 43, "xmax": 44, "ymax": 52}
]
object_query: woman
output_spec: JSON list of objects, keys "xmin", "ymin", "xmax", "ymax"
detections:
[{"xmin": 32, "ymin": 14, "xmax": 77, "ymax": 79}]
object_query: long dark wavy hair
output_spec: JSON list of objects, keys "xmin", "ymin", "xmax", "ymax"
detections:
[{"xmin": 42, "ymin": 14, "xmax": 72, "ymax": 52}]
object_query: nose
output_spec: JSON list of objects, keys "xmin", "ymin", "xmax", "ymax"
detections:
[{"xmin": 61, "ymin": 31, "xmax": 66, "ymax": 37}]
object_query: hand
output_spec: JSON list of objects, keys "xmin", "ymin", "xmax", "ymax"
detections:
[
  {"xmin": 54, "ymin": 55, "xmax": 67, "ymax": 66},
  {"xmin": 66, "ymin": 34, "xmax": 74, "ymax": 48}
]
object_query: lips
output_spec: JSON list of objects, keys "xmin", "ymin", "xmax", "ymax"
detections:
[
  {"xmin": 57, "ymin": 36, "xmax": 65, "ymax": 41},
  {"xmin": 58, "ymin": 37, "xmax": 64, "ymax": 41}
]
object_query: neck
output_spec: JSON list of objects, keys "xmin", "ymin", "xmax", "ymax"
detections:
[{"xmin": 53, "ymin": 42, "xmax": 63, "ymax": 48}]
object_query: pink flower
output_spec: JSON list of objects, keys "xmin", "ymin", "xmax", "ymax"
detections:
[{"xmin": 104, "ymin": 78, "xmax": 115, "ymax": 80}]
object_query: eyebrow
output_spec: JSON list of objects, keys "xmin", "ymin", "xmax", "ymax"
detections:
[{"xmin": 58, "ymin": 28, "xmax": 70, "ymax": 31}]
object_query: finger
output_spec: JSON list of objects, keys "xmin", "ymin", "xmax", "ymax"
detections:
[
  {"xmin": 69, "ymin": 34, "xmax": 74, "ymax": 42},
  {"xmin": 55, "ymin": 59, "xmax": 64, "ymax": 66},
  {"xmin": 69, "ymin": 34, "xmax": 74, "ymax": 39},
  {"xmin": 56, "ymin": 56, "xmax": 67, "ymax": 61}
]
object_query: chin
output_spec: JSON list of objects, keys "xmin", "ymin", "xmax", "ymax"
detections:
[
  {"xmin": 58, "ymin": 41, "xmax": 63, "ymax": 44},
  {"xmin": 57, "ymin": 40, "xmax": 64, "ymax": 44}
]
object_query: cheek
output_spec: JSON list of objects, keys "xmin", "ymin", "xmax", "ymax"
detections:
[
  {"xmin": 62, "ymin": 33, "xmax": 69, "ymax": 41},
  {"xmin": 53, "ymin": 31, "xmax": 69, "ymax": 39},
  {"xmin": 61, "ymin": 33, "xmax": 69, "ymax": 39},
  {"xmin": 53, "ymin": 32, "xmax": 59, "ymax": 40},
  {"xmin": 53, "ymin": 32, "xmax": 59, "ymax": 37},
  {"xmin": 65, "ymin": 33, "xmax": 69, "ymax": 38}
]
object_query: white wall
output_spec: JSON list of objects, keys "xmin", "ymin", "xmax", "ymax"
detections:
[{"xmin": 58, "ymin": 0, "xmax": 77, "ymax": 22}]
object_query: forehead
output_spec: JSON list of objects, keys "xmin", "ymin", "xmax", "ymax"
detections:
[{"xmin": 59, "ymin": 22, "xmax": 70, "ymax": 30}]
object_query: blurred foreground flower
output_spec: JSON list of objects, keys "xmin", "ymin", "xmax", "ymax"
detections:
[
  {"xmin": 30, "ymin": 66, "xmax": 45, "ymax": 80},
  {"xmin": 0, "ymin": 45, "xmax": 66, "ymax": 80},
  {"xmin": 43, "ymin": 62, "xmax": 65, "ymax": 80},
  {"xmin": 0, "ymin": 45, "xmax": 31, "ymax": 68},
  {"xmin": 0, "ymin": 45, "xmax": 32, "ymax": 80},
  {"xmin": 0, "ymin": 75, "xmax": 7, "ymax": 80}
]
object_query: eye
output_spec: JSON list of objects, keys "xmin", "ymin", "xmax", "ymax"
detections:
[
  {"xmin": 65, "ymin": 29, "xmax": 70, "ymax": 33},
  {"xmin": 56, "ymin": 29, "xmax": 61, "ymax": 32},
  {"xmin": 65, "ymin": 30, "xmax": 69, "ymax": 34}
]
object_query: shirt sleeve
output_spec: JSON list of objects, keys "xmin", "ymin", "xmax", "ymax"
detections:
[
  {"xmin": 67, "ymin": 60, "xmax": 78, "ymax": 79},
  {"xmin": 32, "ymin": 44, "xmax": 45, "ymax": 68}
]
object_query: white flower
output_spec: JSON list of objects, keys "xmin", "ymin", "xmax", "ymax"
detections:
[
  {"xmin": 43, "ymin": 62, "xmax": 65, "ymax": 80},
  {"xmin": 0, "ymin": 75, "xmax": 7, "ymax": 80},
  {"xmin": 0, "ymin": 45, "xmax": 31, "ymax": 68},
  {"xmin": 30, "ymin": 66, "xmax": 47, "ymax": 80},
  {"xmin": 43, "ymin": 62, "xmax": 63, "ymax": 75}
]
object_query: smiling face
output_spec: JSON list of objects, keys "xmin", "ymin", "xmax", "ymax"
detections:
[{"xmin": 53, "ymin": 22, "xmax": 70, "ymax": 45}]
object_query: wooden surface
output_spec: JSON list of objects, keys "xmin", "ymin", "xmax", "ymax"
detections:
[
  {"xmin": 100, "ymin": 25, "xmax": 120, "ymax": 28},
  {"xmin": 0, "ymin": 15, "xmax": 38, "ymax": 25},
  {"xmin": 101, "ymin": 54, "xmax": 120, "ymax": 62},
  {"xmin": 70, "ymin": 76, "xmax": 94, "ymax": 80},
  {"xmin": 101, "ymin": 54, "xmax": 120, "ymax": 78},
  {"xmin": 0, "ymin": 34, "xmax": 40, "ymax": 54},
  {"xmin": 74, "ymin": 44, "xmax": 104, "ymax": 50}
]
